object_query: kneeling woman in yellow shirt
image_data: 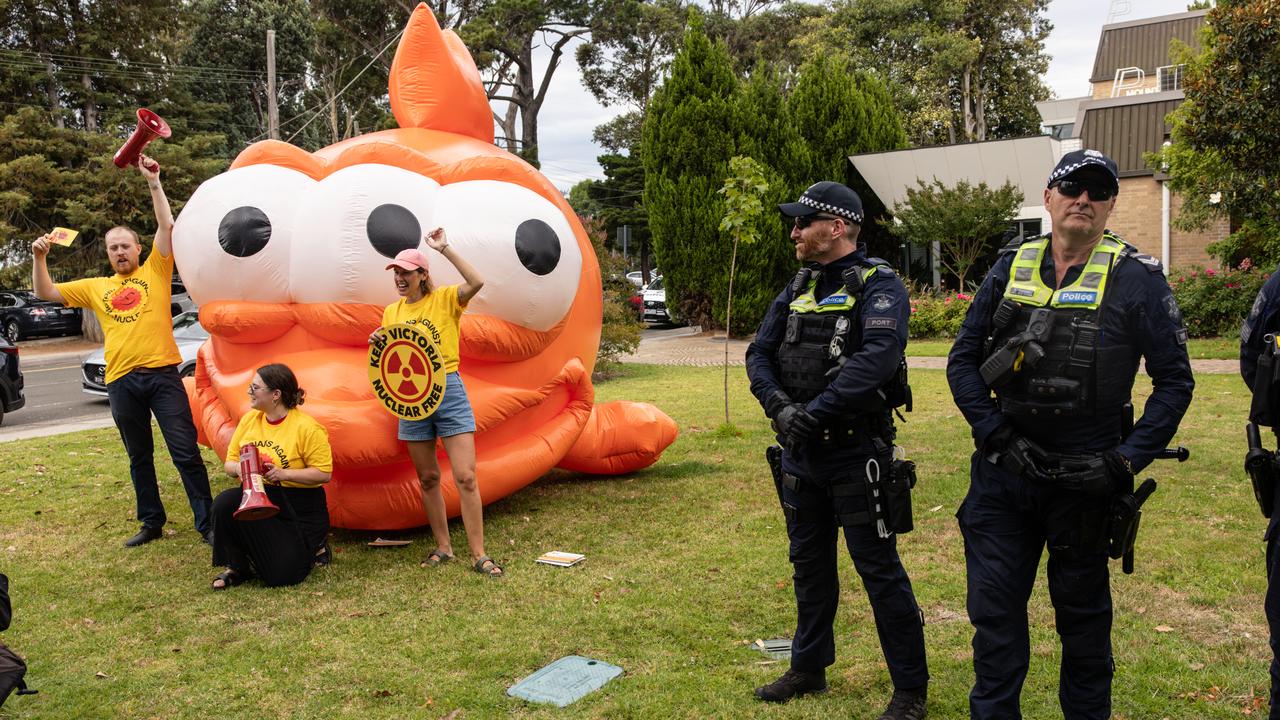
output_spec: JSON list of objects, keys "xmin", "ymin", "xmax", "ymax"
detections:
[
  {"xmin": 210, "ymin": 363, "xmax": 332, "ymax": 590},
  {"xmin": 373, "ymin": 227, "xmax": 501, "ymax": 576}
]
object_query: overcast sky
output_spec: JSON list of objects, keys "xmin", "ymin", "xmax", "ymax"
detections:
[{"xmin": 532, "ymin": 0, "xmax": 1200, "ymax": 191}]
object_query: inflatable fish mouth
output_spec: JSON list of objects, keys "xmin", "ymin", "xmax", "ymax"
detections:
[{"xmin": 193, "ymin": 300, "xmax": 579, "ymax": 469}]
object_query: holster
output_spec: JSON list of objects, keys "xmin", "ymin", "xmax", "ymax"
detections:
[
  {"xmin": 1246, "ymin": 422, "xmax": 1277, "ymax": 519},
  {"xmin": 766, "ymin": 444, "xmax": 791, "ymax": 519},
  {"xmin": 1106, "ymin": 479, "xmax": 1156, "ymax": 574},
  {"xmin": 883, "ymin": 453, "xmax": 917, "ymax": 534}
]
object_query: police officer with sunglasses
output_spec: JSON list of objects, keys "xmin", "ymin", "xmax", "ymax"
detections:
[
  {"xmin": 946, "ymin": 149, "xmax": 1194, "ymax": 718},
  {"xmin": 746, "ymin": 181, "xmax": 928, "ymax": 720}
]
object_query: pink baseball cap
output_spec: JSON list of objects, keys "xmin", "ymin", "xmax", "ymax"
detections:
[{"xmin": 385, "ymin": 248, "xmax": 429, "ymax": 272}]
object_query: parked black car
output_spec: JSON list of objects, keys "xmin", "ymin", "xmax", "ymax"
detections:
[
  {"xmin": 0, "ymin": 336, "xmax": 26, "ymax": 425},
  {"xmin": 0, "ymin": 291, "xmax": 81, "ymax": 342}
]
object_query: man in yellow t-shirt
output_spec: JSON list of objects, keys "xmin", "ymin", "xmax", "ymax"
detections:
[{"xmin": 31, "ymin": 156, "xmax": 212, "ymax": 548}]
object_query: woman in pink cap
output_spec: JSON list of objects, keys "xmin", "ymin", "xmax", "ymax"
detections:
[{"xmin": 370, "ymin": 228, "xmax": 501, "ymax": 576}]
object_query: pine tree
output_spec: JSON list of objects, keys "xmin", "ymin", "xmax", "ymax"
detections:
[{"xmin": 641, "ymin": 16, "xmax": 739, "ymax": 331}]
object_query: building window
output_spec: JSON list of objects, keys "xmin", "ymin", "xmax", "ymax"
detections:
[{"xmin": 1157, "ymin": 64, "xmax": 1184, "ymax": 92}]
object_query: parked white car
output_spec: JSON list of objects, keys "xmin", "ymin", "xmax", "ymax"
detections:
[
  {"xmin": 81, "ymin": 311, "xmax": 207, "ymax": 397},
  {"xmin": 642, "ymin": 275, "xmax": 680, "ymax": 325}
]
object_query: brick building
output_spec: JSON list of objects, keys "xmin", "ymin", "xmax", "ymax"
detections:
[{"xmin": 850, "ymin": 9, "xmax": 1225, "ymax": 281}]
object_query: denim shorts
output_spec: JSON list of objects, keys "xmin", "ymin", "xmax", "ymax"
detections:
[{"xmin": 397, "ymin": 372, "xmax": 476, "ymax": 441}]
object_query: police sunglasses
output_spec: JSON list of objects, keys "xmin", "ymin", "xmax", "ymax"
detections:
[
  {"xmin": 1051, "ymin": 178, "xmax": 1116, "ymax": 202},
  {"xmin": 793, "ymin": 214, "xmax": 841, "ymax": 229}
]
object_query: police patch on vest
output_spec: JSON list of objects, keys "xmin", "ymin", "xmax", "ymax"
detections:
[
  {"xmin": 1009, "ymin": 286, "xmax": 1035, "ymax": 297},
  {"xmin": 1057, "ymin": 290, "xmax": 1097, "ymax": 305},
  {"xmin": 1163, "ymin": 294, "xmax": 1183, "ymax": 324},
  {"xmin": 871, "ymin": 293, "xmax": 892, "ymax": 311},
  {"xmin": 865, "ymin": 317, "xmax": 897, "ymax": 330},
  {"xmin": 819, "ymin": 293, "xmax": 849, "ymax": 306}
]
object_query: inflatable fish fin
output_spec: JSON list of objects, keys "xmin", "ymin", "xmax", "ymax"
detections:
[
  {"xmin": 390, "ymin": 3, "xmax": 494, "ymax": 143},
  {"xmin": 558, "ymin": 401, "xmax": 679, "ymax": 474}
]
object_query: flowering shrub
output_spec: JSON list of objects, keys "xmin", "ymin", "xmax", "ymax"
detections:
[
  {"xmin": 908, "ymin": 289, "xmax": 972, "ymax": 338},
  {"xmin": 1169, "ymin": 260, "xmax": 1268, "ymax": 337}
]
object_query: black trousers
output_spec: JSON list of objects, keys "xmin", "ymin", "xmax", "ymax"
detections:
[
  {"xmin": 958, "ymin": 454, "xmax": 1113, "ymax": 720},
  {"xmin": 1266, "ymin": 489, "xmax": 1280, "ymax": 719},
  {"xmin": 211, "ymin": 485, "xmax": 328, "ymax": 587},
  {"xmin": 780, "ymin": 450, "xmax": 928, "ymax": 690},
  {"xmin": 106, "ymin": 367, "xmax": 212, "ymax": 534}
]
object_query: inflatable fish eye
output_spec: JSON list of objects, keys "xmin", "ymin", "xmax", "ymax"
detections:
[
  {"xmin": 176, "ymin": 2, "xmax": 679, "ymax": 531},
  {"xmin": 434, "ymin": 180, "xmax": 581, "ymax": 332},
  {"xmin": 175, "ymin": 164, "xmax": 309, "ymax": 305},
  {"xmin": 291, "ymin": 164, "xmax": 442, "ymax": 306}
]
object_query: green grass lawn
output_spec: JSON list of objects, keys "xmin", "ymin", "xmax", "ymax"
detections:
[
  {"xmin": 909, "ymin": 336, "xmax": 1240, "ymax": 360},
  {"xmin": 0, "ymin": 367, "xmax": 1268, "ymax": 718}
]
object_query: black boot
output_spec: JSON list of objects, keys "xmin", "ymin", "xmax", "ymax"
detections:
[
  {"xmin": 123, "ymin": 526, "xmax": 163, "ymax": 548},
  {"xmin": 877, "ymin": 686, "xmax": 927, "ymax": 720},
  {"xmin": 753, "ymin": 668, "xmax": 826, "ymax": 702}
]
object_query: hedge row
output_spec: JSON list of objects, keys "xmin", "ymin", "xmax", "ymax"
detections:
[{"xmin": 905, "ymin": 260, "xmax": 1269, "ymax": 340}]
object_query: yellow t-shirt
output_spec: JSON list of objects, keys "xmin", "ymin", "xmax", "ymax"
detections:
[
  {"xmin": 381, "ymin": 286, "xmax": 465, "ymax": 373},
  {"xmin": 57, "ymin": 251, "xmax": 181, "ymax": 384},
  {"xmin": 225, "ymin": 408, "xmax": 333, "ymax": 489}
]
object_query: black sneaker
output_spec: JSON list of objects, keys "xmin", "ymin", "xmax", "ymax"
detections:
[
  {"xmin": 753, "ymin": 668, "xmax": 826, "ymax": 703},
  {"xmin": 123, "ymin": 526, "xmax": 163, "ymax": 548},
  {"xmin": 878, "ymin": 687, "xmax": 927, "ymax": 720}
]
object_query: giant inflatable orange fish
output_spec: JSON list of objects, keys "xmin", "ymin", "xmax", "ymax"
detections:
[{"xmin": 172, "ymin": 4, "xmax": 678, "ymax": 530}]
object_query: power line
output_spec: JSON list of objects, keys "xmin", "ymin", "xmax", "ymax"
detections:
[
  {"xmin": 0, "ymin": 49, "xmax": 302, "ymax": 81},
  {"xmin": 276, "ymin": 28, "xmax": 404, "ymax": 145}
]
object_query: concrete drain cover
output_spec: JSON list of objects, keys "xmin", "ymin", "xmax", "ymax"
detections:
[{"xmin": 507, "ymin": 655, "xmax": 623, "ymax": 707}]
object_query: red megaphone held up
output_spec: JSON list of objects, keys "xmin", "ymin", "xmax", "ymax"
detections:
[
  {"xmin": 234, "ymin": 444, "xmax": 280, "ymax": 521},
  {"xmin": 113, "ymin": 108, "xmax": 172, "ymax": 169}
]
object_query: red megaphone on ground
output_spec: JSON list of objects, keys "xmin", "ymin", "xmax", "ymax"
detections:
[
  {"xmin": 234, "ymin": 444, "xmax": 280, "ymax": 521},
  {"xmin": 113, "ymin": 108, "xmax": 172, "ymax": 169}
]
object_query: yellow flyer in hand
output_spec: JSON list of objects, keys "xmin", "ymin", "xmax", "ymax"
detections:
[
  {"xmin": 49, "ymin": 227, "xmax": 79, "ymax": 246},
  {"xmin": 367, "ymin": 322, "xmax": 448, "ymax": 420}
]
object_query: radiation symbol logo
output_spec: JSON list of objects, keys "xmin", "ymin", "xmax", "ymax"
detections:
[
  {"xmin": 367, "ymin": 323, "xmax": 448, "ymax": 420},
  {"xmin": 101, "ymin": 280, "xmax": 148, "ymax": 323}
]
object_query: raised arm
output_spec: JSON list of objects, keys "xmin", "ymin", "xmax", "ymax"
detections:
[
  {"xmin": 138, "ymin": 155, "xmax": 174, "ymax": 258},
  {"xmin": 424, "ymin": 227, "xmax": 484, "ymax": 304},
  {"xmin": 31, "ymin": 234, "xmax": 66, "ymax": 304}
]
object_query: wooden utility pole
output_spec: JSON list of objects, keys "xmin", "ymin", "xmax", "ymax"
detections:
[{"xmin": 266, "ymin": 29, "xmax": 279, "ymax": 140}]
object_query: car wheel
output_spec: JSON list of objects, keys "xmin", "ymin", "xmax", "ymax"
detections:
[
  {"xmin": 180, "ymin": 364, "xmax": 196, "ymax": 379},
  {"xmin": 4, "ymin": 320, "xmax": 20, "ymax": 343}
]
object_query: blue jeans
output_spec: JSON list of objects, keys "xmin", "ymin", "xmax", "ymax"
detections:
[
  {"xmin": 397, "ymin": 373, "xmax": 476, "ymax": 441},
  {"xmin": 106, "ymin": 367, "xmax": 212, "ymax": 534}
]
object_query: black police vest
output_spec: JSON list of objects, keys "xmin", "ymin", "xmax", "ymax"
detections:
[
  {"xmin": 777, "ymin": 261, "xmax": 905, "ymax": 407},
  {"xmin": 983, "ymin": 234, "xmax": 1137, "ymax": 419}
]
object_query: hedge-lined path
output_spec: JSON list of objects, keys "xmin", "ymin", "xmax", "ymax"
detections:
[{"xmin": 624, "ymin": 326, "xmax": 1239, "ymax": 374}]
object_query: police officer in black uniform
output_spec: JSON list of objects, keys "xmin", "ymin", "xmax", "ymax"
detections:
[
  {"xmin": 1240, "ymin": 270, "xmax": 1280, "ymax": 719},
  {"xmin": 746, "ymin": 182, "xmax": 928, "ymax": 720},
  {"xmin": 947, "ymin": 149, "xmax": 1194, "ymax": 719}
]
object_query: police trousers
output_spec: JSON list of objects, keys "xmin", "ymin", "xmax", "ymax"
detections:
[
  {"xmin": 781, "ymin": 452, "xmax": 928, "ymax": 690},
  {"xmin": 958, "ymin": 453, "xmax": 1113, "ymax": 720}
]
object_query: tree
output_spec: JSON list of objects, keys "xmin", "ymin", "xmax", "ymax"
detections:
[
  {"xmin": 798, "ymin": 0, "xmax": 1050, "ymax": 146},
  {"xmin": 0, "ymin": 107, "xmax": 227, "ymax": 287},
  {"xmin": 891, "ymin": 178, "xmax": 1021, "ymax": 289},
  {"xmin": 460, "ymin": 0, "xmax": 595, "ymax": 164},
  {"xmin": 1156, "ymin": 0, "xmax": 1280, "ymax": 265},
  {"xmin": 717, "ymin": 155, "xmax": 769, "ymax": 424},
  {"xmin": 786, "ymin": 57, "xmax": 908, "ymax": 260},
  {"xmin": 180, "ymin": 0, "xmax": 317, "ymax": 152},
  {"xmin": 642, "ymin": 16, "xmax": 739, "ymax": 331}
]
